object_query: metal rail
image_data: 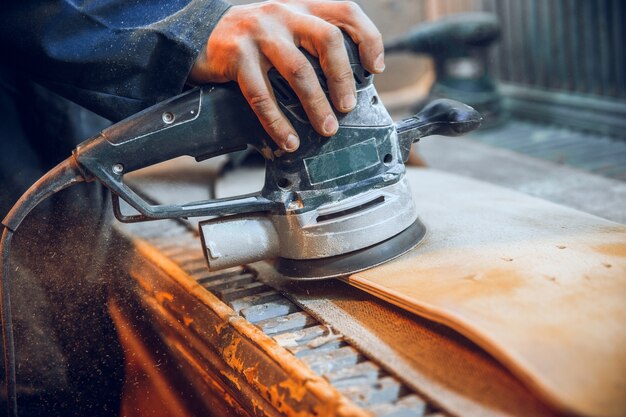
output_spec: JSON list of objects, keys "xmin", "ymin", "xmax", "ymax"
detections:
[{"xmin": 119, "ymin": 219, "xmax": 443, "ymax": 417}]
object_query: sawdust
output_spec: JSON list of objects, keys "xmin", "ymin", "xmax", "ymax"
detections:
[{"xmin": 260, "ymin": 146, "xmax": 274, "ymax": 161}]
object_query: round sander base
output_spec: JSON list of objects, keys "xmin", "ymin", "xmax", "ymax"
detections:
[{"xmin": 274, "ymin": 218, "xmax": 427, "ymax": 280}]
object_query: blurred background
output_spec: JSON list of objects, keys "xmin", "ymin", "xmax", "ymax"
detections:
[{"xmin": 232, "ymin": 0, "xmax": 626, "ymax": 187}]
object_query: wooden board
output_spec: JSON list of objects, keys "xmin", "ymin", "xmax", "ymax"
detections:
[{"xmin": 347, "ymin": 168, "xmax": 626, "ymax": 417}]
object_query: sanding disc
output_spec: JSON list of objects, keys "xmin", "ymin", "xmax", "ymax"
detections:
[{"xmin": 274, "ymin": 218, "xmax": 427, "ymax": 280}]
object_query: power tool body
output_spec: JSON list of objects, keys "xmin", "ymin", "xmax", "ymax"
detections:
[
  {"xmin": 72, "ymin": 37, "xmax": 481, "ymax": 279},
  {"xmin": 0, "ymin": 38, "xmax": 479, "ymax": 415}
]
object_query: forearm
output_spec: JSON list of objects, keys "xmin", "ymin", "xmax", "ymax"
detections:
[{"xmin": 1, "ymin": 0, "xmax": 231, "ymax": 121}]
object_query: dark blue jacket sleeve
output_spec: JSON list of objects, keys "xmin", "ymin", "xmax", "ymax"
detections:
[{"xmin": 0, "ymin": 0, "xmax": 231, "ymax": 121}]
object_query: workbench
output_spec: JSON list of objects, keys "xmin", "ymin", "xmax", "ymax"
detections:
[
  {"xmin": 112, "ymin": 213, "xmax": 556, "ymax": 417},
  {"xmin": 108, "ymin": 124, "xmax": 625, "ymax": 417}
]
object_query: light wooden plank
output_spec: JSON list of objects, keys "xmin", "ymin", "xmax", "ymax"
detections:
[{"xmin": 347, "ymin": 168, "xmax": 626, "ymax": 417}]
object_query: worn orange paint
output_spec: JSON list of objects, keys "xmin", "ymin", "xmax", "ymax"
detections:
[
  {"xmin": 142, "ymin": 296, "xmax": 247, "ymax": 414},
  {"xmin": 155, "ymin": 291, "xmax": 174, "ymax": 304},
  {"xmin": 278, "ymin": 378, "xmax": 310, "ymax": 402},
  {"xmin": 219, "ymin": 369, "xmax": 242, "ymax": 391},
  {"xmin": 222, "ymin": 336, "xmax": 245, "ymax": 373},
  {"xmin": 213, "ymin": 322, "xmax": 227, "ymax": 335},
  {"xmin": 170, "ymin": 340, "xmax": 239, "ymax": 407},
  {"xmin": 242, "ymin": 364, "xmax": 259, "ymax": 383},
  {"xmin": 134, "ymin": 275, "xmax": 154, "ymax": 294},
  {"xmin": 134, "ymin": 237, "xmax": 371, "ymax": 417}
]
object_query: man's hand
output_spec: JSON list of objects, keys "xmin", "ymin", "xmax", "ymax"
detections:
[{"xmin": 189, "ymin": 0, "xmax": 384, "ymax": 152}]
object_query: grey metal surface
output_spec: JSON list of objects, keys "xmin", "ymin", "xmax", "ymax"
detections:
[
  {"xmin": 200, "ymin": 177, "xmax": 418, "ymax": 270},
  {"xmin": 467, "ymin": 121, "xmax": 626, "ymax": 180},
  {"xmin": 417, "ymin": 128, "xmax": 626, "ymax": 225},
  {"xmin": 126, "ymin": 219, "xmax": 442, "ymax": 417},
  {"xmin": 481, "ymin": 0, "xmax": 625, "ymax": 100},
  {"xmin": 408, "ymin": 0, "xmax": 626, "ymax": 138},
  {"xmin": 200, "ymin": 214, "xmax": 281, "ymax": 271},
  {"xmin": 274, "ymin": 218, "xmax": 426, "ymax": 280}
]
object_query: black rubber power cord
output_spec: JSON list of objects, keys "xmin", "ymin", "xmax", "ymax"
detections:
[{"xmin": 1, "ymin": 157, "xmax": 87, "ymax": 417}]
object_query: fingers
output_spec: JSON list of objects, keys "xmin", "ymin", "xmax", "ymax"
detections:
[
  {"xmin": 295, "ymin": 18, "xmax": 357, "ymax": 113},
  {"xmin": 262, "ymin": 40, "xmax": 339, "ymax": 137},
  {"xmin": 309, "ymin": 1, "xmax": 385, "ymax": 74},
  {"xmin": 237, "ymin": 54, "xmax": 300, "ymax": 152},
  {"xmin": 190, "ymin": 0, "xmax": 386, "ymax": 150}
]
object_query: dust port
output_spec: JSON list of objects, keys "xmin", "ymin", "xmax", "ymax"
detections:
[
  {"xmin": 383, "ymin": 153, "xmax": 393, "ymax": 164},
  {"xmin": 371, "ymin": 95, "xmax": 379, "ymax": 106},
  {"xmin": 277, "ymin": 178, "xmax": 292, "ymax": 190}
]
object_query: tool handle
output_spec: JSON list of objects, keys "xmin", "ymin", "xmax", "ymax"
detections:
[
  {"xmin": 74, "ymin": 83, "xmax": 279, "ymax": 221},
  {"xmin": 396, "ymin": 99, "xmax": 482, "ymax": 162},
  {"xmin": 79, "ymin": 84, "xmax": 267, "ymax": 171},
  {"xmin": 73, "ymin": 33, "xmax": 373, "ymax": 221}
]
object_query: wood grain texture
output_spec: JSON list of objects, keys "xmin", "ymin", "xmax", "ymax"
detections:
[{"xmin": 347, "ymin": 168, "xmax": 626, "ymax": 417}]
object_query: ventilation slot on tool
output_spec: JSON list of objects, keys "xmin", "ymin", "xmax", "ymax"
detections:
[
  {"xmin": 316, "ymin": 195, "xmax": 385, "ymax": 223},
  {"xmin": 352, "ymin": 66, "xmax": 372, "ymax": 88}
]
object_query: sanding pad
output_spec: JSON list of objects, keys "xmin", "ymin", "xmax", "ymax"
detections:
[{"xmin": 274, "ymin": 218, "xmax": 427, "ymax": 280}]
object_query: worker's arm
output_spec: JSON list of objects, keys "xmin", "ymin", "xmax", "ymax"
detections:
[
  {"xmin": 0, "ymin": 0, "xmax": 231, "ymax": 122},
  {"xmin": 1, "ymin": 0, "xmax": 383, "ymax": 151},
  {"xmin": 190, "ymin": 0, "xmax": 385, "ymax": 152}
]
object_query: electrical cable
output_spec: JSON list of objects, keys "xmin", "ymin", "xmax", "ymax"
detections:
[
  {"xmin": 1, "ymin": 228, "xmax": 17, "ymax": 417},
  {"xmin": 1, "ymin": 157, "xmax": 86, "ymax": 417}
]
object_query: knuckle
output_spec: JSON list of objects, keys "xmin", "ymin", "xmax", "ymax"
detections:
[
  {"xmin": 266, "ymin": 114, "xmax": 284, "ymax": 132},
  {"xmin": 330, "ymin": 68, "xmax": 355, "ymax": 84},
  {"xmin": 340, "ymin": 1, "xmax": 362, "ymax": 16},
  {"xmin": 289, "ymin": 59, "xmax": 315, "ymax": 82},
  {"xmin": 230, "ymin": 41, "xmax": 247, "ymax": 60},
  {"xmin": 259, "ymin": 1, "xmax": 286, "ymax": 15},
  {"xmin": 248, "ymin": 91, "xmax": 275, "ymax": 114},
  {"xmin": 237, "ymin": 11, "xmax": 261, "ymax": 33},
  {"xmin": 319, "ymin": 25, "xmax": 343, "ymax": 45}
]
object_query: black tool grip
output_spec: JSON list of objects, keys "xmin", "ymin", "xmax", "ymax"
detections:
[
  {"xmin": 396, "ymin": 99, "xmax": 482, "ymax": 162},
  {"xmin": 78, "ymin": 84, "xmax": 263, "ymax": 172},
  {"xmin": 72, "ymin": 33, "xmax": 372, "ymax": 222},
  {"xmin": 74, "ymin": 83, "xmax": 280, "ymax": 220}
]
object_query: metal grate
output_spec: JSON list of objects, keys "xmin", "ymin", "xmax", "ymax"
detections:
[
  {"xmin": 422, "ymin": 0, "xmax": 626, "ymax": 140},
  {"xmin": 428, "ymin": 0, "xmax": 626, "ymax": 100},
  {"xmin": 125, "ymin": 219, "xmax": 444, "ymax": 417}
]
